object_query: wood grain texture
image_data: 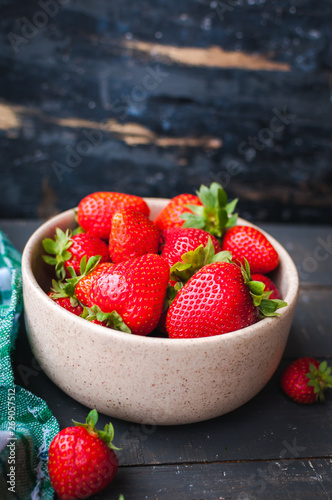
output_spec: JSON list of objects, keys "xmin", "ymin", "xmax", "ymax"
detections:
[
  {"xmin": 100, "ymin": 459, "xmax": 332, "ymax": 499},
  {"xmin": 1, "ymin": 0, "xmax": 332, "ymax": 222}
]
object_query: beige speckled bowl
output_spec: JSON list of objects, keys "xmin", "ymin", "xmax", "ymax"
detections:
[{"xmin": 22, "ymin": 198, "xmax": 299, "ymax": 425}]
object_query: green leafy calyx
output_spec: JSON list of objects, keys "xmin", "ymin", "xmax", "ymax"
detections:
[
  {"xmin": 241, "ymin": 258, "xmax": 287, "ymax": 317},
  {"xmin": 49, "ymin": 255, "xmax": 101, "ymax": 304},
  {"xmin": 72, "ymin": 409, "xmax": 121, "ymax": 450},
  {"xmin": 48, "ymin": 279, "xmax": 79, "ymax": 308},
  {"xmin": 81, "ymin": 305, "xmax": 131, "ymax": 334},
  {"xmin": 180, "ymin": 182, "xmax": 238, "ymax": 238},
  {"xmin": 170, "ymin": 237, "xmax": 232, "ymax": 284},
  {"xmin": 42, "ymin": 228, "xmax": 73, "ymax": 280},
  {"xmin": 306, "ymin": 361, "xmax": 332, "ymax": 402}
]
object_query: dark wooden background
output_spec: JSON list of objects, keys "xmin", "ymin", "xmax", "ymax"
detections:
[{"xmin": 1, "ymin": 0, "xmax": 332, "ymax": 223}]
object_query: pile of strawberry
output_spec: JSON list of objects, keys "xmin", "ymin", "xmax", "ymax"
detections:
[{"xmin": 43, "ymin": 182, "xmax": 287, "ymax": 339}]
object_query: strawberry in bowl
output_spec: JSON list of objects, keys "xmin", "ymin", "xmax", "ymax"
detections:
[{"xmin": 22, "ymin": 184, "xmax": 299, "ymax": 425}]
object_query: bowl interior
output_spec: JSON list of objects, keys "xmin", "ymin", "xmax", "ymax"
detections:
[{"xmin": 25, "ymin": 198, "xmax": 299, "ymax": 341}]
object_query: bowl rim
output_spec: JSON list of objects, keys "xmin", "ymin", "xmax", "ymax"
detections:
[{"xmin": 22, "ymin": 199, "xmax": 299, "ymax": 348}]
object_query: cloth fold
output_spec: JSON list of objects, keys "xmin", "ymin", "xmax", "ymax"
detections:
[{"xmin": 0, "ymin": 230, "xmax": 59, "ymax": 499}]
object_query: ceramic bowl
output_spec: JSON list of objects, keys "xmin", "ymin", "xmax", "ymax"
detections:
[{"xmin": 22, "ymin": 198, "xmax": 299, "ymax": 425}]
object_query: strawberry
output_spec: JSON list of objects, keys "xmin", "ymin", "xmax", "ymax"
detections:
[
  {"xmin": 48, "ymin": 409, "xmax": 119, "ymax": 499},
  {"xmin": 251, "ymin": 274, "xmax": 281, "ymax": 300},
  {"xmin": 166, "ymin": 260, "xmax": 287, "ymax": 339},
  {"xmin": 221, "ymin": 225, "xmax": 279, "ymax": 274},
  {"xmin": 155, "ymin": 183, "xmax": 238, "ymax": 238},
  {"xmin": 77, "ymin": 191, "xmax": 150, "ymax": 240},
  {"xmin": 75, "ymin": 262, "xmax": 114, "ymax": 306},
  {"xmin": 281, "ymin": 358, "xmax": 332, "ymax": 404},
  {"xmin": 179, "ymin": 182, "xmax": 238, "ymax": 237},
  {"xmin": 154, "ymin": 193, "xmax": 202, "ymax": 231},
  {"xmin": 90, "ymin": 254, "xmax": 169, "ymax": 336},
  {"xmin": 47, "ymin": 273, "xmax": 86, "ymax": 316},
  {"xmin": 43, "ymin": 228, "xmax": 109, "ymax": 280},
  {"xmin": 161, "ymin": 228, "xmax": 222, "ymax": 269},
  {"xmin": 47, "ymin": 255, "xmax": 104, "ymax": 314},
  {"xmin": 47, "ymin": 293, "xmax": 83, "ymax": 316},
  {"xmin": 109, "ymin": 208, "xmax": 160, "ymax": 263}
]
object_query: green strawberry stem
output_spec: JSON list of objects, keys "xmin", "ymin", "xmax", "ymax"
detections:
[
  {"xmin": 165, "ymin": 238, "xmax": 232, "ymax": 313},
  {"xmin": 306, "ymin": 361, "xmax": 332, "ymax": 402},
  {"xmin": 81, "ymin": 305, "xmax": 132, "ymax": 334},
  {"xmin": 49, "ymin": 255, "xmax": 101, "ymax": 304},
  {"xmin": 48, "ymin": 279, "xmax": 79, "ymax": 308},
  {"xmin": 180, "ymin": 182, "xmax": 238, "ymax": 238},
  {"xmin": 73, "ymin": 209, "xmax": 85, "ymax": 234},
  {"xmin": 162, "ymin": 282, "xmax": 185, "ymax": 312},
  {"xmin": 72, "ymin": 409, "xmax": 121, "ymax": 450},
  {"xmin": 170, "ymin": 237, "xmax": 232, "ymax": 284},
  {"xmin": 42, "ymin": 228, "xmax": 74, "ymax": 280},
  {"xmin": 241, "ymin": 259, "xmax": 287, "ymax": 317}
]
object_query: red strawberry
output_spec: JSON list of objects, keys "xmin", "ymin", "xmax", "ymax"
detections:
[
  {"xmin": 166, "ymin": 260, "xmax": 287, "ymax": 339},
  {"xmin": 281, "ymin": 358, "xmax": 332, "ymax": 404},
  {"xmin": 48, "ymin": 409, "xmax": 119, "ymax": 499},
  {"xmin": 221, "ymin": 225, "xmax": 279, "ymax": 274},
  {"xmin": 90, "ymin": 254, "xmax": 169, "ymax": 336},
  {"xmin": 155, "ymin": 182, "xmax": 238, "ymax": 237},
  {"xmin": 166, "ymin": 262, "xmax": 258, "ymax": 338},
  {"xmin": 75, "ymin": 262, "xmax": 114, "ymax": 306},
  {"xmin": 48, "ymin": 293, "xmax": 83, "ymax": 316},
  {"xmin": 154, "ymin": 193, "xmax": 202, "ymax": 231},
  {"xmin": 109, "ymin": 208, "xmax": 160, "ymax": 263},
  {"xmin": 251, "ymin": 274, "xmax": 281, "ymax": 300},
  {"xmin": 77, "ymin": 191, "xmax": 150, "ymax": 240},
  {"xmin": 43, "ymin": 228, "xmax": 109, "ymax": 280},
  {"xmin": 161, "ymin": 227, "xmax": 222, "ymax": 269}
]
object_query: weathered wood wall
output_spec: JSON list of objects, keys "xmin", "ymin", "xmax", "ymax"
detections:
[{"xmin": 1, "ymin": 0, "xmax": 332, "ymax": 223}]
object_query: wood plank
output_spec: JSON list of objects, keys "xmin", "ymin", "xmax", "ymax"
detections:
[
  {"xmin": 259, "ymin": 224, "xmax": 332, "ymax": 287},
  {"xmin": 285, "ymin": 289, "xmax": 332, "ymax": 358},
  {"xmin": 76, "ymin": 458, "xmax": 332, "ymax": 499},
  {"xmin": 13, "ymin": 333, "xmax": 332, "ymax": 467}
]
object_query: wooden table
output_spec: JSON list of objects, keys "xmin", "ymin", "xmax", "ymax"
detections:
[{"xmin": 1, "ymin": 220, "xmax": 332, "ymax": 499}]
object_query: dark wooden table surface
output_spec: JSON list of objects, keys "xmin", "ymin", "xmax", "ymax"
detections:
[{"xmin": 1, "ymin": 220, "xmax": 332, "ymax": 500}]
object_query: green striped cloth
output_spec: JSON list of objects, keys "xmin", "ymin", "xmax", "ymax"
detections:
[{"xmin": 0, "ymin": 230, "xmax": 59, "ymax": 499}]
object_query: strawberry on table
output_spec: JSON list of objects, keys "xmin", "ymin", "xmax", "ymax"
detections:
[
  {"xmin": 77, "ymin": 191, "xmax": 150, "ymax": 240},
  {"xmin": 281, "ymin": 357, "xmax": 332, "ymax": 404},
  {"xmin": 48, "ymin": 409, "xmax": 119, "ymax": 500},
  {"xmin": 43, "ymin": 228, "xmax": 109, "ymax": 280},
  {"xmin": 161, "ymin": 227, "xmax": 222, "ymax": 269},
  {"xmin": 109, "ymin": 208, "xmax": 160, "ymax": 263},
  {"xmin": 90, "ymin": 253, "xmax": 169, "ymax": 336},
  {"xmin": 251, "ymin": 273, "xmax": 281, "ymax": 300},
  {"xmin": 221, "ymin": 225, "xmax": 279, "ymax": 274},
  {"xmin": 166, "ymin": 260, "xmax": 287, "ymax": 339}
]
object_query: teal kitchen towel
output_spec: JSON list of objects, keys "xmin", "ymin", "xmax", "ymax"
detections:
[{"xmin": 0, "ymin": 230, "xmax": 59, "ymax": 499}]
